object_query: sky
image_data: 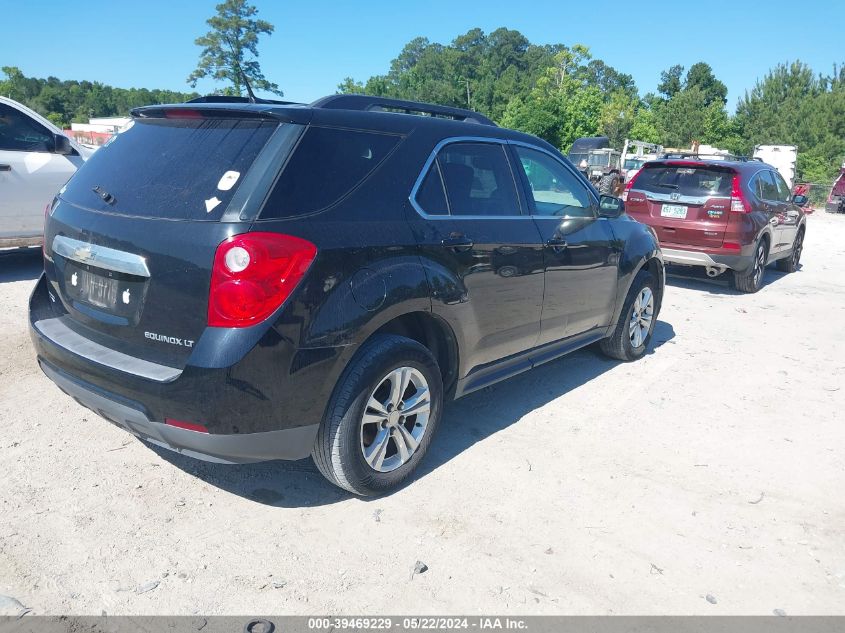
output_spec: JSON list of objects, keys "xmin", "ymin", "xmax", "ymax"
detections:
[{"xmin": 2, "ymin": 0, "xmax": 844, "ymax": 110}]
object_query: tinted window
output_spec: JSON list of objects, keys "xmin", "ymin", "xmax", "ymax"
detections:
[
  {"xmin": 262, "ymin": 127, "xmax": 401, "ymax": 218},
  {"xmin": 0, "ymin": 103, "xmax": 53, "ymax": 152},
  {"xmin": 436, "ymin": 142, "xmax": 519, "ymax": 216},
  {"xmin": 772, "ymin": 171, "xmax": 792, "ymax": 202},
  {"xmin": 756, "ymin": 170, "xmax": 780, "ymax": 201},
  {"xmin": 62, "ymin": 117, "xmax": 277, "ymax": 220},
  {"xmin": 514, "ymin": 146, "xmax": 593, "ymax": 217},
  {"xmin": 633, "ymin": 165, "xmax": 733, "ymax": 197},
  {"xmin": 415, "ymin": 161, "xmax": 449, "ymax": 215}
]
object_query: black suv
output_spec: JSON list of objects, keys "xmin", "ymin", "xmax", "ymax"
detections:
[{"xmin": 30, "ymin": 95, "xmax": 664, "ymax": 495}]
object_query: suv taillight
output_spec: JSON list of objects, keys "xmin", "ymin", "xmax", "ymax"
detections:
[
  {"xmin": 208, "ymin": 232, "xmax": 317, "ymax": 328},
  {"xmin": 730, "ymin": 174, "xmax": 751, "ymax": 213},
  {"xmin": 622, "ymin": 173, "xmax": 638, "ymax": 201}
]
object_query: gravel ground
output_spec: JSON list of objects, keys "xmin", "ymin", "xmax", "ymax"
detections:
[{"xmin": 1, "ymin": 212, "xmax": 844, "ymax": 616}]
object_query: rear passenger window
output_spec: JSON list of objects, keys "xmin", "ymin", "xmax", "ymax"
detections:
[
  {"xmin": 757, "ymin": 170, "xmax": 780, "ymax": 201},
  {"xmin": 415, "ymin": 161, "xmax": 449, "ymax": 215},
  {"xmin": 261, "ymin": 127, "xmax": 401, "ymax": 218},
  {"xmin": 436, "ymin": 142, "xmax": 520, "ymax": 216}
]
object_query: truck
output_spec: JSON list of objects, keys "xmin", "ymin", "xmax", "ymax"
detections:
[
  {"xmin": 567, "ymin": 136, "xmax": 622, "ymax": 194},
  {"xmin": 753, "ymin": 144, "xmax": 798, "ymax": 188}
]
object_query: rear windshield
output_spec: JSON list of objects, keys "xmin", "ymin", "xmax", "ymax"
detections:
[
  {"xmin": 61, "ymin": 117, "xmax": 278, "ymax": 220},
  {"xmin": 634, "ymin": 165, "xmax": 734, "ymax": 197}
]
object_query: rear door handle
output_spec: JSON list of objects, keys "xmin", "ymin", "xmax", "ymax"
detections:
[
  {"xmin": 0, "ymin": 164, "xmax": 11, "ymax": 172},
  {"xmin": 441, "ymin": 234, "xmax": 474, "ymax": 252}
]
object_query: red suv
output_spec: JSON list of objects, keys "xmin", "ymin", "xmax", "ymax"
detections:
[{"xmin": 624, "ymin": 159, "xmax": 807, "ymax": 292}]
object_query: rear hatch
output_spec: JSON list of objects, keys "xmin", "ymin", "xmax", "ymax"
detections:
[
  {"xmin": 43, "ymin": 109, "xmax": 292, "ymax": 369},
  {"xmin": 625, "ymin": 162, "xmax": 735, "ymax": 248}
]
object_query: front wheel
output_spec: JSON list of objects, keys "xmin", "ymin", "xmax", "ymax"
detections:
[
  {"xmin": 600, "ymin": 270, "xmax": 657, "ymax": 361},
  {"xmin": 312, "ymin": 334, "xmax": 443, "ymax": 496},
  {"xmin": 776, "ymin": 227, "xmax": 804, "ymax": 273}
]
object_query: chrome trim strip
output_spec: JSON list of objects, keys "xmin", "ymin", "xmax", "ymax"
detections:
[
  {"xmin": 34, "ymin": 317, "xmax": 182, "ymax": 382},
  {"xmin": 632, "ymin": 190, "xmax": 711, "ymax": 205},
  {"xmin": 52, "ymin": 235, "xmax": 150, "ymax": 278}
]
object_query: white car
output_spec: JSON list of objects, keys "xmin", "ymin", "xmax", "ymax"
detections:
[{"xmin": 0, "ymin": 96, "xmax": 92, "ymax": 248}]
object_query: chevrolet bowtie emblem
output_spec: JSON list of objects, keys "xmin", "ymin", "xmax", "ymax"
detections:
[{"xmin": 74, "ymin": 246, "xmax": 95, "ymax": 262}]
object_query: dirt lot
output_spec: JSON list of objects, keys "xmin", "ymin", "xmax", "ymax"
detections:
[{"xmin": 1, "ymin": 212, "xmax": 844, "ymax": 616}]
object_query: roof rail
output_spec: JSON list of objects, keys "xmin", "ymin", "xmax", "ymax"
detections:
[{"xmin": 310, "ymin": 94, "xmax": 496, "ymax": 126}]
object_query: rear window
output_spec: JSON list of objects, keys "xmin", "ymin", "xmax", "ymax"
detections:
[
  {"xmin": 61, "ymin": 117, "xmax": 278, "ymax": 220},
  {"xmin": 633, "ymin": 165, "xmax": 734, "ymax": 197},
  {"xmin": 260, "ymin": 126, "xmax": 401, "ymax": 218}
]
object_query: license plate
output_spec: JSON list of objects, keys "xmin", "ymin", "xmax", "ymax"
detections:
[
  {"xmin": 79, "ymin": 271, "xmax": 119, "ymax": 309},
  {"xmin": 661, "ymin": 204, "xmax": 687, "ymax": 219}
]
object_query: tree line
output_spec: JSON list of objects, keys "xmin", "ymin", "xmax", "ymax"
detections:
[
  {"xmin": 2, "ymin": 24, "xmax": 843, "ymax": 183},
  {"xmin": 0, "ymin": 66, "xmax": 198, "ymax": 129},
  {"xmin": 340, "ymin": 29, "xmax": 845, "ymax": 183}
]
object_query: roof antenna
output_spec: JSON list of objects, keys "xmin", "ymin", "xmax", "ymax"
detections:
[{"xmin": 240, "ymin": 69, "xmax": 258, "ymax": 104}]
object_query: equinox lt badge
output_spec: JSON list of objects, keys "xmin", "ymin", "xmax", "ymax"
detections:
[{"xmin": 144, "ymin": 331, "xmax": 195, "ymax": 348}]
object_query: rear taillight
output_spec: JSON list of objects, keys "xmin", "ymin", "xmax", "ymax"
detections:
[
  {"xmin": 42, "ymin": 202, "xmax": 52, "ymax": 256},
  {"xmin": 208, "ymin": 232, "xmax": 317, "ymax": 328},
  {"xmin": 730, "ymin": 174, "xmax": 751, "ymax": 213},
  {"xmin": 622, "ymin": 173, "xmax": 638, "ymax": 201}
]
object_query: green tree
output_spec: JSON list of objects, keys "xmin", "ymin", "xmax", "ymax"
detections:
[
  {"xmin": 501, "ymin": 49, "xmax": 603, "ymax": 150},
  {"xmin": 657, "ymin": 65, "xmax": 684, "ymax": 98},
  {"xmin": 187, "ymin": 0, "xmax": 281, "ymax": 97},
  {"xmin": 684, "ymin": 62, "xmax": 727, "ymax": 106}
]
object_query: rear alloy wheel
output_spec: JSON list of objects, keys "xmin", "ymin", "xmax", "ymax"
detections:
[
  {"xmin": 600, "ymin": 270, "xmax": 657, "ymax": 361},
  {"xmin": 731, "ymin": 240, "xmax": 767, "ymax": 293},
  {"xmin": 312, "ymin": 334, "xmax": 443, "ymax": 496},
  {"xmin": 776, "ymin": 228, "xmax": 804, "ymax": 273}
]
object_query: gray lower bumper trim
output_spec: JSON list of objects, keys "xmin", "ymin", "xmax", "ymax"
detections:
[
  {"xmin": 661, "ymin": 248, "xmax": 722, "ymax": 267},
  {"xmin": 40, "ymin": 361, "xmax": 319, "ymax": 463},
  {"xmin": 34, "ymin": 317, "xmax": 181, "ymax": 382}
]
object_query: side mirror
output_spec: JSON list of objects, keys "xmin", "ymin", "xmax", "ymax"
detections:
[
  {"xmin": 599, "ymin": 195, "xmax": 625, "ymax": 218},
  {"xmin": 792, "ymin": 194, "xmax": 808, "ymax": 207},
  {"xmin": 52, "ymin": 133, "xmax": 73, "ymax": 155}
]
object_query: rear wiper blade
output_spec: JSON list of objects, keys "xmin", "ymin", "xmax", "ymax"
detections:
[
  {"xmin": 656, "ymin": 183, "xmax": 679, "ymax": 189},
  {"xmin": 92, "ymin": 185, "xmax": 117, "ymax": 205}
]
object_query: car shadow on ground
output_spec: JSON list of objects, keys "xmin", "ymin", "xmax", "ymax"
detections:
[
  {"xmin": 150, "ymin": 320, "xmax": 676, "ymax": 508},
  {"xmin": 0, "ymin": 248, "xmax": 43, "ymax": 284},
  {"xmin": 666, "ymin": 264, "xmax": 793, "ymax": 296}
]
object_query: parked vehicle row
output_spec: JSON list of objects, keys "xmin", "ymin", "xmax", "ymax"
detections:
[{"xmin": 15, "ymin": 91, "xmax": 814, "ymax": 496}]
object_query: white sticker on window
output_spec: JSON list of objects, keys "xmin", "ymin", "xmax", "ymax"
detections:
[
  {"xmin": 205, "ymin": 197, "xmax": 222, "ymax": 213},
  {"xmin": 217, "ymin": 171, "xmax": 241, "ymax": 191}
]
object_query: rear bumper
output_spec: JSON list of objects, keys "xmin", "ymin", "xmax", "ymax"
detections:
[
  {"xmin": 662, "ymin": 247, "xmax": 753, "ymax": 273},
  {"xmin": 826, "ymin": 200, "xmax": 844, "ymax": 213},
  {"xmin": 28, "ymin": 273, "xmax": 342, "ymax": 462},
  {"xmin": 40, "ymin": 360, "xmax": 318, "ymax": 463}
]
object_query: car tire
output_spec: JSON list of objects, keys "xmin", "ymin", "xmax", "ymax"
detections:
[
  {"xmin": 600, "ymin": 270, "xmax": 657, "ymax": 362},
  {"xmin": 776, "ymin": 227, "xmax": 804, "ymax": 273},
  {"xmin": 731, "ymin": 239, "xmax": 768, "ymax": 293},
  {"xmin": 599, "ymin": 174, "xmax": 619, "ymax": 196},
  {"xmin": 312, "ymin": 334, "xmax": 443, "ymax": 496}
]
